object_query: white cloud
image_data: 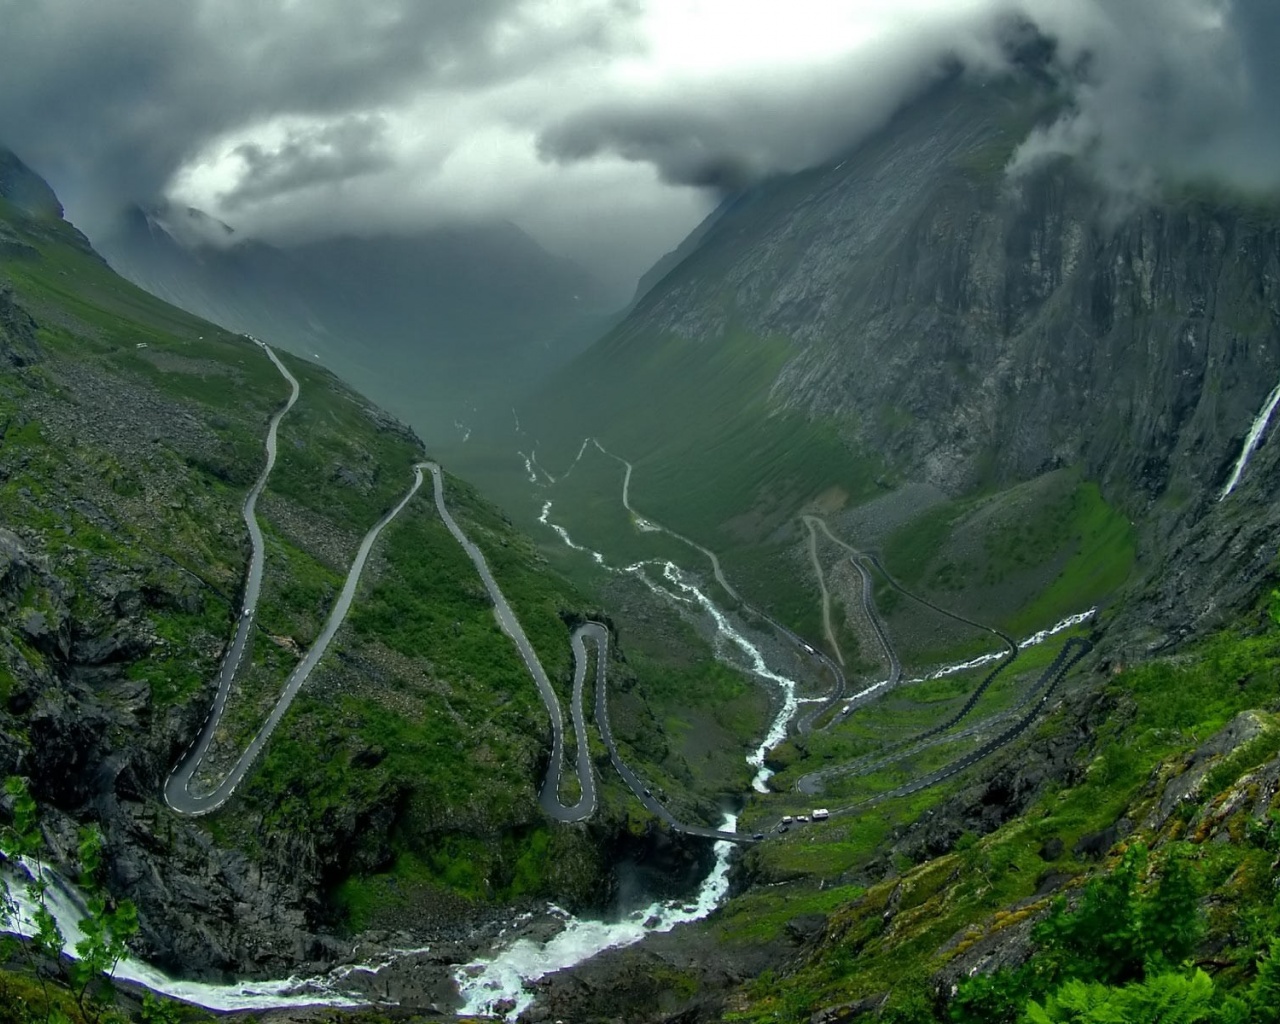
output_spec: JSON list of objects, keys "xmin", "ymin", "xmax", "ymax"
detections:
[{"xmin": 2, "ymin": 0, "xmax": 1277, "ymax": 292}]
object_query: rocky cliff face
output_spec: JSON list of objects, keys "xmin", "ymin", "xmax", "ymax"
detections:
[{"xmin": 604, "ymin": 74, "xmax": 1280, "ymax": 641}]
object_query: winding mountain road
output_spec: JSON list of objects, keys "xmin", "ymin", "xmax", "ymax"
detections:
[
  {"xmin": 827, "ymin": 635, "xmax": 1093, "ymax": 816},
  {"xmin": 586, "ymin": 441, "xmax": 846, "ymax": 729},
  {"xmin": 425, "ymin": 463, "xmax": 596, "ymax": 823},
  {"xmin": 163, "ymin": 349, "xmax": 1082, "ymax": 845},
  {"xmin": 580, "ymin": 622, "xmax": 749, "ymax": 843},
  {"xmin": 165, "ymin": 342, "xmax": 425, "ymax": 816},
  {"xmin": 796, "ymin": 553, "xmax": 1018, "ymax": 795}
]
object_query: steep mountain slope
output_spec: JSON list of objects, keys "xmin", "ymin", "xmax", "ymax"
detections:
[
  {"xmin": 521, "ymin": 71, "xmax": 1280, "ymax": 646},
  {"xmin": 478, "ymin": 66, "xmax": 1280, "ymax": 1024},
  {"xmin": 94, "ymin": 199, "xmax": 620, "ymax": 444},
  {"xmin": 0, "ymin": 151, "xmax": 762, "ymax": 990}
]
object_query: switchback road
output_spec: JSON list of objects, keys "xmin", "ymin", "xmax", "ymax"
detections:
[
  {"xmin": 165, "ymin": 342, "xmax": 425, "ymax": 816},
  {"xmin": 426, "ymin": 463, "xmax": 596, "ymax": 822}
]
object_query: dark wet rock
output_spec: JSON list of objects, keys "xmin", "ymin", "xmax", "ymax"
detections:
[
  {"xmin": 786, "ymin": 913, "xmax": 829, "ymax": 944},
  {"xmin": 0, "ymin": 281, "xmax": 39, "ymax": 365},
  {"xmin": 810, "ymin": 994, "xmax": 888, "ymax": 1024},
  {"xmin": 1073, "ymin": 818, "xmax": 1133, "ymax": 861},
  {"xmin": 1037, "ymin": 837, "xmax": 1064, "ymax": 861}
]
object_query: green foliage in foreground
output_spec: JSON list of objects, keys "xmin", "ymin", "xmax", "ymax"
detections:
[
  {"xmin": 0, "ymin": 778, "xmax": 141, "ymax": 1024},
  {"xmin": 727, "ymin": 608, "xmax": 1280, "ymax": 1023}
]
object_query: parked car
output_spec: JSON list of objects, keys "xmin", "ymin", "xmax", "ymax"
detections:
[
  {"xmin": 813, "ymin": 808, "xmax": 830, "ymax": 820},
  {"xmin": 781, "ymin": 815, "xmax": 793, "ymax": 824}
]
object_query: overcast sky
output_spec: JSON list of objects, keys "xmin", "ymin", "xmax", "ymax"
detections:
[{"xmin": 0, "ymin": 0, "xmax": 1276, "ymax": 295}]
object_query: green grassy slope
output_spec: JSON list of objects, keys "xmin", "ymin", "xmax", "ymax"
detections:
[
  {"xmin": 0, "ymin": 179, "xmax": 780, "ymax": 931},
  {"xmin": 0, "ymin": 187, "xmax": 600, "ymax": 920}
]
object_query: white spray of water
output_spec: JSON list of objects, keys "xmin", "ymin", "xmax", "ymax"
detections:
[
  {"xmin": 536, "ymin": 502, "xmax": 805, "ymax": 791},
  {"xmin": 539, "ymin": 501, "xmax": 605, "ymax": 565},
  {"xmin": 902, "ymin": 609, "xmax": 1096, "ymax": 685},
  {"xmin": 518, "ymin": 451, "xmax": 538, "ymax": 484},
  {"xmin": 653, "ymin": 563, "xmax": 804, "ymax": 792},
  {"xmin": 454, "ymin": 814, "xmax": 738, "ymax": 1020},
  {"xmin": 1220, "ymin": 377, "xmax": 1280, "ymax": 499},
  {"xmin": 2, "ymin": 861, "xmax": 389, "ymax": 1011}
]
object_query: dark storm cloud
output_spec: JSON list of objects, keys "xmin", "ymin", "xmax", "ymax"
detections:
[
  {"xmin": 536, "ymin": 11, "xmax": 1011, "ymax": 193},
  {"xmin": 223, "ymin": 116, "xmax": 395, "ymax": 210},
  {"xmin": 0, "ymin": 0, "xmax": 638, "ymax": 229},
  {"xmin": 1, "ymin": 0, "xmax": 1277, "ymax": 295},
  {"xmin": 1004, "ymin": 0, "xmax": 1280, "ymax": 194},
  {"xmin": 538, "ymin": 0, "xmax": 1280, "ymax": 202}
]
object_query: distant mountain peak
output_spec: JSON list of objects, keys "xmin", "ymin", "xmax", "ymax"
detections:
[
  {"xmin": 133, "ymin": 200, "xmax": 237, "ymax": 250},
  {"xmin": 0, "ymin": 146, "xmax": 63, "ymax": 221}
]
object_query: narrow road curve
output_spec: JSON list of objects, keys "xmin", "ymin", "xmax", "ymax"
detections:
[
  {"xmin": 795, "ymin": 520, "xmax": 895, "ymax": 735},
  {"xmin": 800, "ymin": 624, "xmax": 1077, "ymax": 790},
  {"xmin": 581, "ymin": 623, "xmax": 749, "ymax": 843},
  {"xmin": 588, "ymin": 439, "xmax": 845, "ymax": 728},
  {"xmin": 802, "ymin": 516, "xmax": 844, "ymax": 666},
  {"xmin": 165, "ymin": 342, "xmax": 425, "ymax": 815},
  {"xmin": 837, "ymin": 636, "xmax": 1094, "ymax": 814},
  {"xmin": 796, "ymin": 552, "xmax": 1018, "ymax": 795},
  {"xmin": 426, "ymin": 464, "xmax": 596, "ymax": 823}
]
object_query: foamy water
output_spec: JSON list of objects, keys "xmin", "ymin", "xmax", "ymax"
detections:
[
  {"xmin": 455, "ymin": 814, "xmax": 738, "ymax": 1020},
  {"xmin": 653, "ymin": 562, "xmax": 804, "ymax": 791},
  {"xmin": 3, "ymin": 860, "xmax": 385, "ymax": 1011},
  {"xmin": 1221, "ymin": 376, "xmax": 1280, "ymax": 499},
  {"xmin": 536, "ymin": 505, "xmax": 805, "ymax": 791},
  {"xmin": 902, "ymin": 609, "xmax": 1096, "ymax": 685}
]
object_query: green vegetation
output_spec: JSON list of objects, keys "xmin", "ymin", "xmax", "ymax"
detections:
[
  {"xmin": 0, "ymin": 183, "xmax": 627, "ymax": 921},
  {"xmin": 716, "ymin": 605, "xmax": 1280, "ymax": 1022},
  {"xmin": 466, "ymin": 324, "xmax": 887, "ymax": 637},
  {"xmin": 879, "ymin": 471, "xmax": 1135, "ymax": 643},
  {"xmin": 0, "ymin": 778, "xmax": 141, "ymax": 1024}
]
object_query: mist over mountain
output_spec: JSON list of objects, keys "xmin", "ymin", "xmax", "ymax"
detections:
[
  {"xmin": 7, "ymin": 5, "xmax": 1280, "ymax": 1024},
  {"xmin": 96, "ymin": 201, "xmax": 619, "ymax": 442}
]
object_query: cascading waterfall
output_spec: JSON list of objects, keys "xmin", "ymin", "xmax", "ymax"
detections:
[
  {"xmin": 900, "ymin": 609, "xmax": 1096, "ymax": 685},
  {"xmin": 537, "ymin": 506, "xmax": 808, "ymax": 791},
  {"xmin": 454, "ymin": 814, "xmax": 738, "ymax": 1021},
  {"xmin": 1220, "ymin": 377, "xmax": 1280, "ymax": 499},
  {"xmin": 2, "ymin": 861, "xmax": 383, "ymax": 1011},
  {"xmin": 653, "ymin": 561, "xmax": 809, "ymax": 791}
]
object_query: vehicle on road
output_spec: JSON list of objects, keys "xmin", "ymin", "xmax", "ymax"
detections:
[
  {"xmin": 797, "ymin": 815, "xmax": 809, "ymax": 823},
  {"xmin": 778, "ymin": 825, "xmax": 789, "ymax": 833},
  {"xmin": 753, "ymin": 833, "xmax": 765, "ymax": 841},
  {"xmin": 781, "ymin": 815, "xmax": 793, "ymax": 824},
  {"xmin": 813, "ymin": 808, "xmax": 830, "ymax": 820}
]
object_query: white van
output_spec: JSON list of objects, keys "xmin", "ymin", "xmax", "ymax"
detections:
[{"xmin": 812, "ymin": 808, "xmax": 830, "ymax": 820}]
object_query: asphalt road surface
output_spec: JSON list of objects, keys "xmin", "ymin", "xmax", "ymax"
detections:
[
  {"xmin": 165, "ymin": 341, "xmax": 424, "ymax": 815},
  {"xmin": 426, "ymin": 463, "xmax": 596, "ymax": 823}
]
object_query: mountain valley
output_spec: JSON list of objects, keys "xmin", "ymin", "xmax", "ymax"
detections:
[{"xmin": 2, "ymin": 32, "xmax": 1280, "ymax": 1024}]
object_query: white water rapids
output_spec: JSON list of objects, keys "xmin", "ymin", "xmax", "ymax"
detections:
[
  {"xmin": 899, "ymin": 608, "xmax": 1097, "ymax": 686},
  {"xmin": 538, "ymin": 501, "xmax": 808, "ymax": 791},
  {"xmin": 454, "ymin": 814, "xmax": 738, "ymax": 1020},
  {"xmin": 7, "ymin": 828, "xmax": 741, "ymax": 1020},
  {"xmin": 2, "ymin": 860, "xmax": 387, "ymax": 1010}
]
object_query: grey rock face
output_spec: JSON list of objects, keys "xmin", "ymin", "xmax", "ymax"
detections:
[
  {"xmin": 616, "ymin": 76, "xmax": 1280, "ymax": 642},
  {"xmin": 0, "ymin": 282, "xmax": 38, "ymax": 366}
]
